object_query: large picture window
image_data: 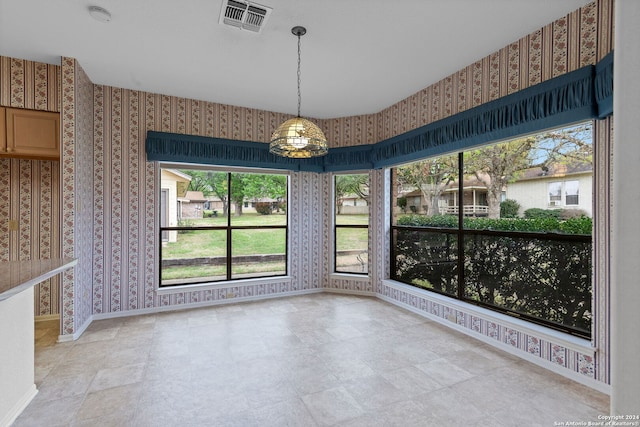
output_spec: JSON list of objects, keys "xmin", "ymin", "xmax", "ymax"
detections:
[
  {"xmin": 334, "ymin": 173, "xmax": 369, "ymax": 274},
  {"xmin": 391, "ymin": 123, "xmax": 593, "ymax": 338},
  {"xmin": 159, "ymin": 167, "xmax": 288, "ymax": 287}
]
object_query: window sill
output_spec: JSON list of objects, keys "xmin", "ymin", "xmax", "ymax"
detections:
[
  {"xmin": 381, "ymin": 279, "xmax": 594, "ymax": 354},
  {"xmin": 329, "ymin": 272, "xmax": 370, "ymax": 281},
  {"xmin": 156, "ymin": 275, "xmax": 292, "ymax": 295}
]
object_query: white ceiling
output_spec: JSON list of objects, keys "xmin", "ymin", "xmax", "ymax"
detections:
[{"xmin": 0, "ymin": 0, "xmax": 591, "ymax": 119}]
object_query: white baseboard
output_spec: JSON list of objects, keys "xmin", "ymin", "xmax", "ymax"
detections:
[
  {"xmin": 323, "ymin": 288, "xmax": 376, "ymax": 297},
  {"xmin": 91, "ymin": 288, "xmax": 323, "ymax": 321},
  {"xmin": 0, "ymin": 385, "xmax": 37, "ymax": 427},
  {"xmin": 57, "ymin": 315, "xmax": 93, "ymax": 343}
]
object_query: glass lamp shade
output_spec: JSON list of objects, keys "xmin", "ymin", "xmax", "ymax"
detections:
[{"xmin": 269, "ymin": 117, "xmax": 328, "ymax": 158}]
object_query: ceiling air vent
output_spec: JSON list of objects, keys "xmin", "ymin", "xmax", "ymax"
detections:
[{"xmin": 219, "ymin": 0, "xmax": 272, "ymax": 33}]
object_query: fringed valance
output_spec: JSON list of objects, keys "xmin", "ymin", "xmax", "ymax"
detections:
[
  {"xmin": 145, "ymin": 132, "xmax": 321, "ymax": 171},
  {"xmin": 595, "ymin": 51, "xmax": 614, "ymax": 118},
  {"xmin": 372, "ymin": 65, "xmax": 597, "ymax": 167},
  {"xmin": 146, "ymin": 52, "xmax": 613, "ymax": 172}
]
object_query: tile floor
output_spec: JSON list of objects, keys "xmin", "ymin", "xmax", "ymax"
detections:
[{"xmin": 14, "ymin": 294, "xmax": 608, "ymax": 426}]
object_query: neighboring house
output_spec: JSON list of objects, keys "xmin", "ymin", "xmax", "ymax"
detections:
[
  {"xmin": 339, "ymin": 193, "xmax": 368, "ymax": 214},
  {"xmin": 205, "ymin": 196, "xmax": 225, "ymax": 212},
  {"xmin": 399, "ymin": 163, "xmax": 592, "ymax": 218},
  {"xmin": 506, "ymin": 163, "xmax": 593, "ymax": 217},
  {"xmin": 160, "ymin": 169, "xmax": 192, "ymax": 243},
  {"xmin": 439, "ymin": 178, "xmax": 490, "ymax": 216},
  {"xmin": 179, "ymin": 191, "xmax": 207, "ymax": 218},
  {"xmin": 399, "ymin": 180, "xmax": 490, "ymax": 216}
]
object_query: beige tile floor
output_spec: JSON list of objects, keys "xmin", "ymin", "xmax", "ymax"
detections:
[{"xmin": 14, "ymin": 294, "xmax": 608, "ymax": 427}]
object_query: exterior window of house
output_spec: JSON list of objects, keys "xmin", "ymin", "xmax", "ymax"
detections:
[
  {"xmin": 335, "ymin": 173, "xmax": 369, "ymax": 274},
  {"xmin": 565, "ymin": 180, "xmax": 579, "ymax": 205},
  {"xmin": 159, "ymin": 167, "xmax": 288, "ymax": 286},
  {"xmin": 549, "ymin": 182, "xmax": 562, "ymax": 205},
  {"xmin": 391, "ymin": 122, "xmax": 593, "ymax": 338}
]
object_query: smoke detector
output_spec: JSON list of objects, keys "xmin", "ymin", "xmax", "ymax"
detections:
[
  {"xmin": 88, "ymin": 5, "xmax": 111, "ymax": 23},
  {"xmin": 219, "ymin": 0, "xmax": 272, "ymax": 33}
]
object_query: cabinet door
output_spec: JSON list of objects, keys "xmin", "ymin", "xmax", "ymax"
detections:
[{"xmin": 5, "ymin": 108, "xmax": 60, "ymax": 160}]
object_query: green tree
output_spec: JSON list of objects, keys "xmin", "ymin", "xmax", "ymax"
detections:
[
  {"xmin": 183, "ymin": 171, "xmax": 287, "ymax": 217},
  {"xmin": 464, "ymin": 138, "xmax": 535, "ymax": 219},
  {"xmin": 242, "ymin": 174, "xmax": 287, "ymax": 200},
  {"xmin": 397, "ymin": 155, "xmax": 457, "ymax": 216},
  {"xmin": 183, "ymin": 170, "xmax": 229, "ymax": 215},
  {"xmin": 241, "ymin": 174, "xmax": 287, "ymax": 214},
  {"xmin": 335, "ymin": 174, "xmax": 369, "ymax": 214}
]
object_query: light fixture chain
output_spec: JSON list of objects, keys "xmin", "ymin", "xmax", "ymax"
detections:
[{"xmin": 297, "ymin": 33, "xmax": 302, "ymax": 117}]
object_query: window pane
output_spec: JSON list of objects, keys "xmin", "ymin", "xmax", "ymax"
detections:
[
  {"xmin": 392, "ymin": 228, "xmax": 458, "ymax": 296},
  {"xmin": 335, "ymin": 174, "xmax": 369, "ymax": 225},
  {"xmin": 393, "ymin": 154, "xmax": 459, "ymax": 227},
  {"xmin": 161, "ymin": 229, "xmax": 227, "ymax": 285},
  {"xmin": 549, "ymin": 182, "xmax": 562, "ymax": 203},
  {"xmin": 565, "ymin": 180, "xmax": 579, "ymax": 205},
  {"xmin": 231, "ymin": 172, "xmax": 288, "ymax": 226},
  {"xmin": 336, "ymin": 228, "xmax": 368, "ymax": 273},
  {"xmin": 463, "ymin": 233, "xmax": 591, "ymax": 335},
  {"xmin": 231, "ymin": 228, "xmax": 286, "ymax": 278}
]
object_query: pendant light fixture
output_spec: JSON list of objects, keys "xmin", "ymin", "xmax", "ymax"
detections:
[{"xmin": 270, "ymin": 26, "xmax": 328, "ymax": 158}]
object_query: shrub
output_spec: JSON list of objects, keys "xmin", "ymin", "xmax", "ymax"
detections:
[
  {"xmin": 524, "ymin": 208, "xmax": 562, "ymax": 219},
  {"xmin": 397, "ymin": 196, "xmax": 407, "ymax": 213},
  {"xmin": 397, "ymin": 214, "xmax": 458, "ymax": 228},
  {"xmin": 177, "ymin": 218, "xmax": 195, "ymax": 233},
  {"xmin": 500, "ymin": 199, "xmax": 520, "ymax": 218},
  {"xmin": 255, "ymin": 202, "xmax": 273, "ymax": 215},
  {"xmin": 396, "ymin": 213, "xmax": 592, "ymax": 235},
  {"xmin": 560, "ymin": 209, "xmax": 588, "ymax": 219}
]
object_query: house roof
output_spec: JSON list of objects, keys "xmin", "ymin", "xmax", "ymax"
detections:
[
  {"xmin": 161, "ymin": 169, "xmax": 192, "ymax": 182},
  {"xmin": 181, "ymin": 191, "xmax": 207, "ymax": 202},
  {"xmin": 515, "ymin": 162, "xmax": 592, "ymax": 181},
  {"xmin": 0, "ymin": 0, "xmax": 591, "ymax": 119}
]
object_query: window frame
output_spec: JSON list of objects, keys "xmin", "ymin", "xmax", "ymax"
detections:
[
  {"xmin": 158, "ymin": 164, "xmax": 289, "ymax": 288},
  {"xmin": 333, "ymin": 172, "xmax": 370, "ymax": 275},
  {"xmin": 389, "ymin": 123, "xmax": 594, "ymax": 339}
]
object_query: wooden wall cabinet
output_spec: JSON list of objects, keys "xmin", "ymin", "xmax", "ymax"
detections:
[{"xmin": 0, "ymin": 107, "xmax": 60, "ymax": 161}]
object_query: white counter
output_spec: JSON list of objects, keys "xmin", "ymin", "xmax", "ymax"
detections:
[
  {"xmin": 0, "ymin": 258, "xmax": 77, "ymax": 301},
  {"xmin": 0, "ymin": 258, "xmax": 77, "ymax": 427}
]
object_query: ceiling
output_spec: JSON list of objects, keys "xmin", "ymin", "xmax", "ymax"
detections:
[{"xmin": 0, "ymin": 0, "xmax": 591, "ymax": 119}]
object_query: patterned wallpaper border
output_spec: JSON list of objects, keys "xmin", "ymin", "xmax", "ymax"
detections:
[{"xmin": 377, "ymin": 280, "xmax": 608, "ymax": 393}]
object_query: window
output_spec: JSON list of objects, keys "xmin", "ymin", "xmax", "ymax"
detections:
[
  {"xmin": 159, "ymin": 167, "xmax": 288, "ymax": 286},
  {"xmin": 565, "ymin": 180, "xmax": 579, "ymax": 205},
  {"xmin": 548, "ymin": 182, "xmax": 562, "ymax": 205},
  {"xmin": 334, "ymin": 173, "xmax": 369, "ymax": 274},
  {"xmin": 548, "ymin": 180, "xmax": 580, "ymax": 206},
  {"xmin": 391, "ymin": 123, "xmax": 593, "ymax": 338}
]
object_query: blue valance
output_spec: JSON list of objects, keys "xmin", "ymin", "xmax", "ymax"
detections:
[
  {"xmin": 595, "ymin": 51, "xmax": 613, "ymax": 118},
  {"xmin": 145, "ymin": 132, "xmax": 322, "ymax": 172},
  {"xmin": 146, "ymin": 52, "xmax": 613, "ymax": 172},
  {"xmin": 372, "ymin": 65, "xmax": 597, "ymax": 167}
]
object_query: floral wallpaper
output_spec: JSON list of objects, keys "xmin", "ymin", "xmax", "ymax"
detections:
[{"xmin": 0, "ymin": 57, "xmax": 61, "ymax": 317}]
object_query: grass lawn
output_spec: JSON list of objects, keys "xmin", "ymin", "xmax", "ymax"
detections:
[{"xmin": 161, "ymin": 213, "xmax": 368, "ymax": 281}]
